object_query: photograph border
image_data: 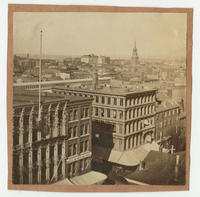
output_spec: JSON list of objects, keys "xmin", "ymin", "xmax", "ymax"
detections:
[{"xmin": 7, "ymin": 4, "xmax": 193, "ymax": 192}]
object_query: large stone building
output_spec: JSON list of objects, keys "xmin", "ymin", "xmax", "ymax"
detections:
[
  {"xmin": 52, "ymin": 87, "xmax": 157, "ymax": 152},
  {"xmin": 12, "ymin": 90, "xmax": 94, "ymax": 184}
]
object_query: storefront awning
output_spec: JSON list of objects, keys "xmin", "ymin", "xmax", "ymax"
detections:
[
  {"xmin": 70, "ymin": 171, "xmax": 107, "ymax": 185},
  {"xmin": 54, "ymin": 178, "xmax": 74, "ymax": 185},
  {"xmin": 93, "ymin": 142, "xmax": 160, "ymax": 167}
]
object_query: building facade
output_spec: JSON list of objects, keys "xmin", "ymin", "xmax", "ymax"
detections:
[
  {"xmin": 52, "ymin": 88, "xmax": 157, "ymax": 152},
  {"xmin": 155, "ymin": 106, "xmax": 180, "ymax": 141},
  {"xmin": 12, "ymin": 95, "xmax": 93, "ymax": 184}
]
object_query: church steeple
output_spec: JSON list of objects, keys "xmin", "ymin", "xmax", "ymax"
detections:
[{"xmin": 131, "ymin": 40, "xmax": 139, "ymax": 66}]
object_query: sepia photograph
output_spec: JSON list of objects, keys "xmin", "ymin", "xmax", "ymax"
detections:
[{"xmin": 7, "ymin": 5, "xmax": 192, "ymax": 192}]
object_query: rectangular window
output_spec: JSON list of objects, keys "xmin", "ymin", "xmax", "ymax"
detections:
[
  {"xmin": 107, "ymin": 109, "xmax": 110, "ymax": 118},
  {"xmin": 101, "ymin": 108, "xmax": 104, "ymax": 117},
  {"xmin": 81, "ymin": 108, "xmax": 84, "ymax": 119},
  {"xmin": 129, "ymin": 110, "xmax": 131, "ymax": 119},
  {"xmin": 114, "ymin": 98, "xmax": 117, "ymax": 105},
  {"xmin": 80, "ymin": 125, "xmax": 84, "ymax": 136},
  {"xmin": 95, "ymin": 107, "xmax": 98, "ymax": 116},
  {"xmin": 69, "ymin": 127, "xmax": 72, "ymax": 138},
  {"xmin": 73, "ymin": 126, "xmax": 77, "ymax": 137},
  {"xmin": 68, "ymin": 145, "xmax": 72, "ymax": 156},
  {"xmin": 107, "ymin": 97, "xmax": 111, "ymax": 105},
  {"xmin": 69, "ymin": 110, "xmax": 73, "ymax": 121},
  {"xmin": 120, "ymin": 98, "xmax": 123, "ymax": 106},
  {"xmin": 80, "ymin": 142, "xmax": 84, "ymax": 153},
  {"xmin": 96, "ymin": 96, "xmax": 99, "ymax": 103},
  {"xmin": 73, "ymin": 109, "xmax": 77, "ymax": 120},
  {"xmin": 85, "ymin": 124, "xmax": 88, "ymax": 134},
  {"xmin": 85, "ymin": 108, "xmax": 89, "ymax": 117},
  {"xmin": 73, "ymin": 144, "xmax": 77, "ymax": 155},
  {"xmin": 119, "ymin": 111, "xmax": 123, "ymax": 119},
  {"xmin": 102, "ymin": 96, "xmax": 105, "ymax": 104}
]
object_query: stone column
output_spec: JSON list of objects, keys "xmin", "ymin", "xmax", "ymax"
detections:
[
  {"xmin": 138, "ymin": 134, "xmax": 141, "ymax": 145},
  {"xmin": 130, "ymin": 136, "xmax": 133, "ymax": 149},
  {"xmin": 53, "ymin": 143, "xmax": 58, "ymax": 181},
  {"xmin": 37, "ymin": 146, "xmax": 42, "ymax": 184},
  {"xmin": 19, "ymin": 108, "xmax": 24, "ymax": 147},
  {"xmin": 61, "ymin": 141, "xmax": 66, "ymax": 178},
  {"xmin": 37, "ymin": 106, "xmax": 43, "ymax": 141},
  {"xmin": 47, "ymin": 104, "xmax": 52, "ymax": 139},
  {"xmin": 19, "ymin": 151, "xmax": 23, "ymax": 184},
  {"xmin": 141, "ymin": 133, "xmax": 144, "ymax": 145},
  {"xmin": 28, "ymin": 107, "xmax": 34, "ymax": 144},
  {"xmin": 53, "ymin": 104, "xmax": 59, "ymax": 137},
  {"xmin": 135, "ymin": 108, "xmax": 137, "ymax": 117},
  {"xmin": 45, "ymin": 144, "xmax": 50, "ymax": 183},
  {"xmin": 61, "ymin": 102, "xmax": 68, "ymax": 136},
  {"xmin": 126, "ymin": 138, "xmax": 129, "ymax": 150},
  {"xmin": 28, "ymin": 149, "xmax": 33, "ymax": 184}
]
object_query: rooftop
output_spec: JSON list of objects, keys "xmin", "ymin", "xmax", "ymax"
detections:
[
  {"xmin": 156, "ymin": 93, "xmax": 179, "ymax": 112},
  {"xmin": 125, "ymin": 151, "xmax": 186, "ymax": 185},
  {"xmin": 13, "ymin": 89, "xmax": 92, "ymax": 107},
  {"xmin": 53, "ymin": 86, "xmax": 157, "ymax": 97}
]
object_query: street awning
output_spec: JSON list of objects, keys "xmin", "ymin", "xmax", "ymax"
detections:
[
  {"xmin": 70, "ymin": 171, "xmax": 107, "ymax": 185},
  {"xmin": 93, "ymin": 142, "xmax": 160, "ymax": 167},
  {"xmin": 54, "ymin": 178, "xmax": 74, "ymax": 185}
]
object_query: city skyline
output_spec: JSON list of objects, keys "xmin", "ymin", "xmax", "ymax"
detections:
[{"xmin": 14, "ymin": 12, "xmax": 187, "ymax": 59}]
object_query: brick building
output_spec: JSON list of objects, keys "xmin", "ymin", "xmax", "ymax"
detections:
[
  {"xmin": 12, "ymin": 91, "xmax": 93, "ymax": 184},
  {"xmin": 155, "ymin": 93, "xmax": 180, "ymax": 149}
]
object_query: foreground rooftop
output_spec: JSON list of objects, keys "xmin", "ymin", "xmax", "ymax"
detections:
[{"xmin": 13, "ymin": 89, "xmax": 92, "ymax": 107}]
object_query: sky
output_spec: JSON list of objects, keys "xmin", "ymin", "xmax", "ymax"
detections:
[{"xmin": 13, "ymin": 12, "xmax": 187, "ymax": 58}]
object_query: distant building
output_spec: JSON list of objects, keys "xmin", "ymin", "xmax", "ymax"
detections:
[
  {"xmin": 56, "ymin": 72, "xmax": 70, "ymax": 80},
  {"xmin": 12, "ymin": 90, "xmax": 94, "ymax": 184},
  {"xmin": 97, "ymin": 56, "xmax": 110, "ymax": 65},
  {"xmin": 81, "ymin": 54, "xmax": 98, "ymax": 65},
  {"xmin": 13, "ymin": 77, "xmax": 111, "ymax": 91}
]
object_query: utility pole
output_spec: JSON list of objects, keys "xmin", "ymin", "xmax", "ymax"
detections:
[{"xmin": 38, "ymin": 30, "xmax": 42, "ymax": 121}]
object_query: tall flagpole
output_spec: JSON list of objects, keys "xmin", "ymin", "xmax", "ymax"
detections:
[{"xmin": 38, "ymin": 30, "xmax": 42, "ymax": 121}]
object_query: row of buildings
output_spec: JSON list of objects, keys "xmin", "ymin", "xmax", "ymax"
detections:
[
  {"xmin": 12, "ymin": 72, "xmax": 182, "ymax": 184},
  {"xmin": 12, "ymin": 42, "xmax": 185, "ymax": 185}
]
